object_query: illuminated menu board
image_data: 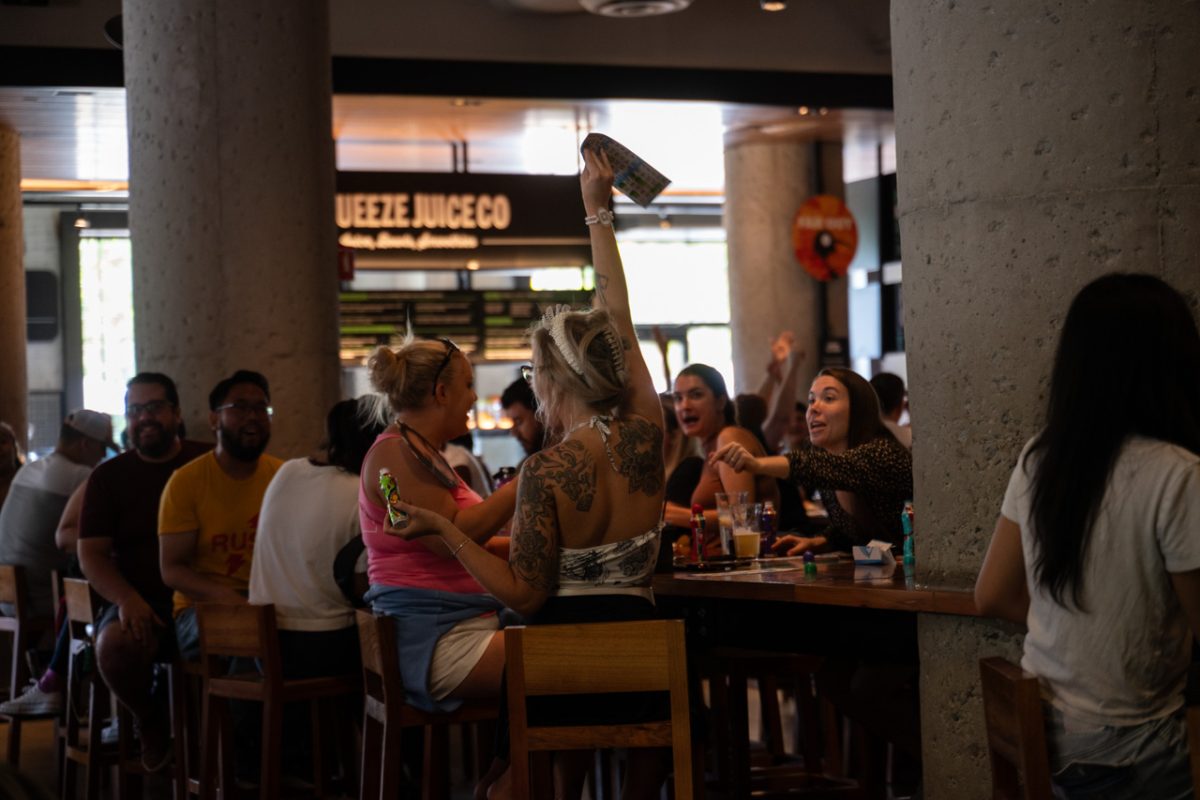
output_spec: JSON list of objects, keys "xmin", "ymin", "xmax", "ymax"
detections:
[{"xmin": 339, "ymin": 289, "xmax": 593, "ymax": 364}]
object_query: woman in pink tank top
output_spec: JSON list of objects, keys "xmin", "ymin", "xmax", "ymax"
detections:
[{"xmin": 359, "ymin": 336, "xmax": 518, "ymax": 713}]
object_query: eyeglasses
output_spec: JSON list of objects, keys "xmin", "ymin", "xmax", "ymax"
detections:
[
  {"xmin": 520, "ymin": 365, "xmax": 534, "ymax": 383},
  {"xmin": 430, "ymin": 338, "xmax": 460, "ymax": 395},
  {"xmin": 215, "ymin": 401, "xmax": 274, "ymax": 417},
  {"xmin": 126, "ymin": 400, "xmax": 172, "ymax": 418}
]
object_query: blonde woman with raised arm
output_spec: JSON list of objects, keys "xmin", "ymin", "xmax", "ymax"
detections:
[{"xmin": 390, "ymin": 146, "xmax": 669, "ymax": 800}]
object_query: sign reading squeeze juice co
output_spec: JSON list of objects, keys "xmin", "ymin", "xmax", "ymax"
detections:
[
  {"xmin": 335, "ymin": 172, "xmax": 589, "ymax": 264},
  {"xmin": 336, "ymin": 193, "xmax": 512, "ymax": 232}
]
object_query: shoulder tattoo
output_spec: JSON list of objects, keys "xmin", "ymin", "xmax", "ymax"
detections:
[
  {"xmin": 538, "ymin": 439, "xmax": 596, "ymax": 511},
  {"xmin": 613, "ymin": 417, "xmax": 664, "ymax": 496},
  {"xmin": 510, "ymin": 441, "xmax": 595, "ymax": 590}
]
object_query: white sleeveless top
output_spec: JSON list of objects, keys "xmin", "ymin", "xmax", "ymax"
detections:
[{"xmin": 552, "ymin": 415, "xmax": 663, "ymax": 601}]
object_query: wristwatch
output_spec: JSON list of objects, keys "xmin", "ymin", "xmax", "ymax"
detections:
[{"xmin": 584, "ymin": 208, "xmax": 614, "ymax": 227}]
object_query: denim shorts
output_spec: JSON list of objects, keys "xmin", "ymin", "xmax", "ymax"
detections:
[
  {"xmin": 1045, "ymin": 705, "xmax": 1194, "ymax": 800},
  {"xmin": 174, "ymin": 607, "xmax": 200, "ymax": 662}
]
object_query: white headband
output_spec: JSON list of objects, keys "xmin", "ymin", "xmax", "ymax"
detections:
[
  {"xmin": 543, "ymin": 305, "xmax": 588, "ymax": 376},
  {"xmin": 540, "ymin": 305, "xmax": 628, "ymax": 385}
]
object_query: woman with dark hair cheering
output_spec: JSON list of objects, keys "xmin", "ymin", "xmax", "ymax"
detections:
[
  {"xmin": 975, "ymin": 274, "xmax": 1200, "ymax": 800},
  {"xmin": 712, "ymin": 366, "xmax": 912, "ymax": 554},
  {"xmin": 663, "ymin": 363, "xmax": 780, "ymax": 544}
]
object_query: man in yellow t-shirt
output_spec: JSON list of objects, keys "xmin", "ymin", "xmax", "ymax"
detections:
[{"xmin": 158, "ymin": 370, "xmax": 283, "ymax": 659}]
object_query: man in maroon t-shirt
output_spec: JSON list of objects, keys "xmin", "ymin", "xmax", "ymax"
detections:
[{"xmin": 78, "ymin": 373, "xmax": 210, "ymax": 772}]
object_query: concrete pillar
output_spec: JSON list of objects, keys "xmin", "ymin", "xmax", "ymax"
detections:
[
  {"xmin": 123, "ymin": 0, "xmax": 340, "ymax": 457},
  {"xmin": 892, "ymin": 2, "xmax": 1200, "ymax": 797},
  {"xmin": 724, "ymin": 134, "xmax": 846, "ymax": 396},
  {"xmin": 0, "ymin": 126, "xmax": 27, "ymax": 453}
]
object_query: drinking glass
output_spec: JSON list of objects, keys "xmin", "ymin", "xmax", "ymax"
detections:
[{"xmin": 732, "ymin": 501, "xmax": 760, "ymax": 558}]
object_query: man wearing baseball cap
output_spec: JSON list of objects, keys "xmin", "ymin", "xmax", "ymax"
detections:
[{"xmin": 0, "ymin": 409, "xmax": 115, "ymax": 623}]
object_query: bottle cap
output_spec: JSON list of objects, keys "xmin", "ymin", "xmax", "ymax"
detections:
[
  {"xmin": 802, "ymin": 550, "xmax": 815, "ymax": 563},
  {"xmin": 691, "ymin": 503, "xmax": 704, "ymax": 514}
]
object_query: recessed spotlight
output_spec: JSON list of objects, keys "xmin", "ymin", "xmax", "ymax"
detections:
[
  {"xmin": 818, "ymin": 107, "xmax": 830, "ymax": 116},
  {"xmin": 760, "ymin": 0, "xmax": 787, "ymax": 10},
  {"xmin": 798, "ymin": 106, "xmax": 810, "ymax": 116},
  {"xmin": 466, "ymin": 259, "xmax": 481, "ymax": 271},
  {"xmin": 74, "ymin": 217, "xmax": 90, "ymax": 229}
]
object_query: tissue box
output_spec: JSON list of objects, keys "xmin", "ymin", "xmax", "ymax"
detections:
[{"xmin": 852, "ymin": 540, "xmax": 895, "ymax": 566}]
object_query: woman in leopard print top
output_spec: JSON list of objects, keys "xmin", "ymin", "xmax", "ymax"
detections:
[{"xmin": 712, "ymin": 367, "xmax": 913, "ymax": 554}]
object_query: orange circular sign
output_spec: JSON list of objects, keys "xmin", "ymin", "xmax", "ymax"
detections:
[{"xmin": 792, "ymin": 195, "xmax": 858, "ymax": 281}]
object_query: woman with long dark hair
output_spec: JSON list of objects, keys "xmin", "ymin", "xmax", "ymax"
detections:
[
  {"xmin": 662, "ymin": 363, "xmax": 780, "ymax": 547},
  {"xmin": 711, "ymin": 366, "xmax": 912, "ymax": 554},
  {"xmin": 975, "ymin": 273, "xmax": 1200, "ymax": 799}
]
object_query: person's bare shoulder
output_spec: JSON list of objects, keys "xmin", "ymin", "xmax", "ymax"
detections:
[
  {"xmin": 611, "ymin": 415, "xmax": 664, "ymax": 496},
  {"xmin": 520, "ymin": 439, "xmax": 597, "ymax": 512},
  {"xmin": 717, "ymin": 425, "xmax": 763, "ymax": 454}
]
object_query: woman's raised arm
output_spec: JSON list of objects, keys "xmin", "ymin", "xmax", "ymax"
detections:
[{"xmin": 580, "ymin": 146, "xmax": 659, "ymax": 423}]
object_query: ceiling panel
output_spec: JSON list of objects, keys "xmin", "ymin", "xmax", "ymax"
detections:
[{"xmin": 0, "ymin": 87, "xmax": 893, "ymax": 193}]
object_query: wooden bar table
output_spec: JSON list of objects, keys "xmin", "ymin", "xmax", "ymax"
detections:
[
  {"xmin": 652, "ymin": 557, "xmax": 978, "ymax": 798},
  {"xmin": 653, "ymin": 557, "xmax": 979, "ymax": 617}
]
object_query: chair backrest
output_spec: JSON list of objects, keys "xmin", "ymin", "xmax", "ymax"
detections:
[
  {"xmin": 506, "ymin": 619, "xmax": 693, "ymax": 798},
  {"xmin": 355, "ymin": 609, "xmax": 405, "ymax": 703},
  {"xmin": 0, "ymin": 564, "xmax": 28, "ymax": 621},
  {"xmin": 979, "ymin": 657, "xmax": 1053, "ymax": 800},
  {"xmin": 196, "ymin": 602, "xmax": 281, "ymax": 683},
  {"xmin": 62, "ymin": 578, "xmax": 97, "ymax": 626},
  {"xmin": 1186, "ymin": 663, "xmax": 1200, "ymax": 793},
  {"xmin": 0, "ymin": 565, "xmax": 30, "ymax": 703},
  {"xmin": 509, "ymin": 619, "xmax": 682, "ymax": 697}
]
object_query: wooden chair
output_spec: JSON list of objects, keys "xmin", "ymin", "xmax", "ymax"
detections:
[
  {"xmin": 60, "ymin": 577, "xmax": 150, "ymax": 800},
  {"xmin": 505, "ymin": 619, "xmax": 694, "ymax": 800},
  {"xmin": 979, "ymin": 657, "xmax": 1052, "ymax": 800},
  {"xmin": 195, "ymin": 602, "xmax": 360, "ymax": 800},
  {"xmin": 705, "ymin": 649, "xmax": 853, "ymax": 797},
  {"xmin": 1184, "ymin": 662, "xmax": 1200, "ymax": 794},
  {"xmin": 171, "ymin": 657, "xmax": 206, "ymax": 799},
  {"xmin": 356, "ymin": 609, "xmax": 498, "ymax": 800},
  {"xmin": 0, "ymin": 563, "xmax": 57, "ymax": 767}
]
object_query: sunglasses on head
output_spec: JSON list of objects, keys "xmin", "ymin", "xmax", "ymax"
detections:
[{"xmin": 431, "ymin": 338, "xmax": 460, "ymax": 395}]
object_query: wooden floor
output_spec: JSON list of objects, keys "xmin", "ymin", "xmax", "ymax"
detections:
[
  {"xmin": 1, "ymin": 717, "xmax": 59, "ymax": 796},
  {"xmin": 0, "ymin": 717, "xmax": 179, "ymax": 800}
]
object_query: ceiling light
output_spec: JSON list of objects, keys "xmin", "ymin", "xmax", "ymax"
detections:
[
  {"xmin": 74, "ymin": 218, "xmax": 90, "ymax": 229},
  {"xmin": 466, "ymin": 260, "xmax": 481, "ymax": 271},
  {"xmin": 580, "ymin": 0, "xmax": 694, "ymax": 17},
  {"xmin": 798, "ymin": 106, "xmax": 810, "ymax": 116},
  {"xmin": 760, "ymin": 0, "xmax": 786, "ymax": 10}
]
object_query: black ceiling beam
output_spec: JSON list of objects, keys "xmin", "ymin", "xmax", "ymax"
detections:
[
  {"xmin": 332, "ymin": 56, "xmax": 894, "ymax": 110},
  {"xmin": 0, "ymin": 46, "xmax": 893, "ymax": 110}
]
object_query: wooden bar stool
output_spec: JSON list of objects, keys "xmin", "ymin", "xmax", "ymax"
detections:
[
  {"xmin": 979, "ymin": 657, "xmax": 1052, "ymax": 800},
  {"xmin": 356, "ymin": 609, "xmax": 498, "ymax": 800},
  {"xmin": 0, "ymin": 564, "xmax": 57, "ymax": 768},
  {"xmin": 60, "ymin": 577, "xmax": 149, "ymax": 800},
  {"xmin": 167, "ymin": 657, "xmax": 205, "ymax": 799},
  {"xmin": 505, "ymin": 619, "xmax": 694, "ymax": 800},
  {"xmin": 705, "ymin": 649, "xmax": 852, "ymax": 797},
  {"xmin": 195, "ymin": 602, "xmax": 360, "ymax": 800}
]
